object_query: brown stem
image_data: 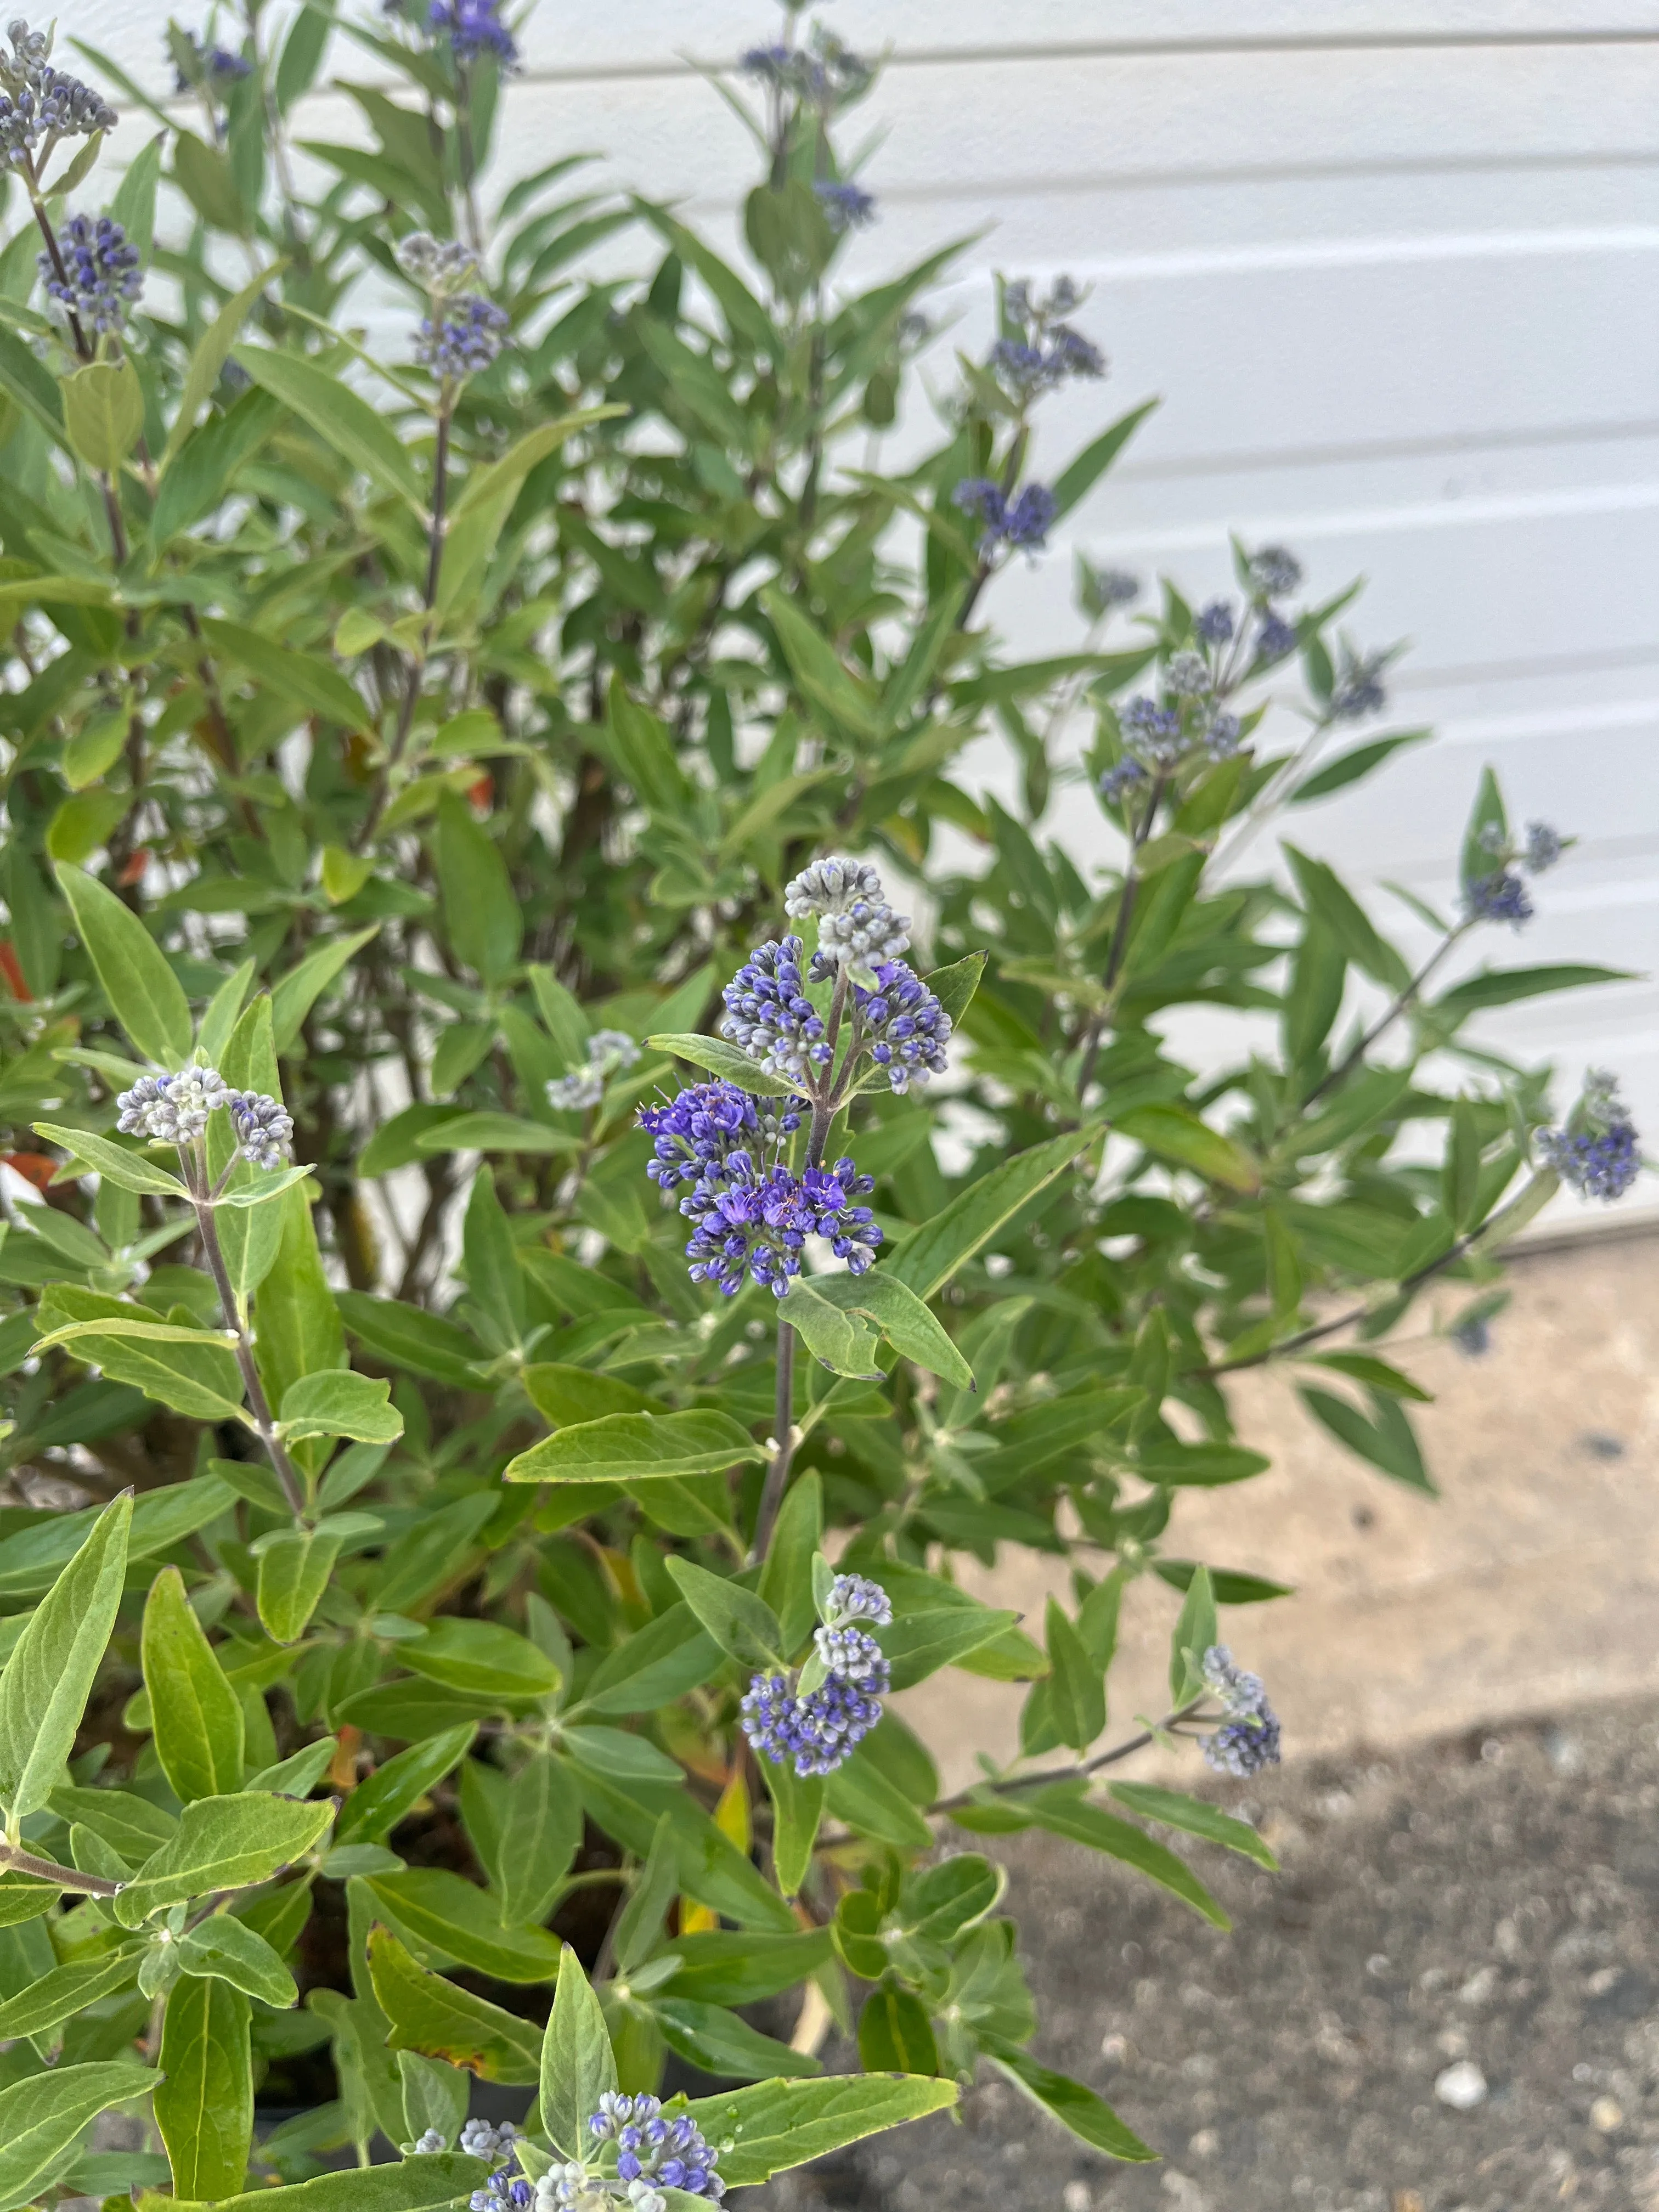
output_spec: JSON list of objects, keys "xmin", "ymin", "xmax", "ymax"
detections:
[
  {"xmin": 189, "ymin": 1173, "xmax": 307, "ymax": 1515},
  {"xmin": 0, "ymin": 1839, "xmax": 122, "ymax": 1897},
  {"xmin": 1075, "ymin": 771, "xmax": 1167, "ymax": 1099},
  {"xmin": 356, "ymin": 405, "xmax": 453, "ymax": 849},
  {"xmin": 1299, "ymin": 922, "xmax": 1471, "ymax": 1110},
  {"xmin": 1198, "ymin": 1219, "xmax": 1487, "ymax": 1380}
]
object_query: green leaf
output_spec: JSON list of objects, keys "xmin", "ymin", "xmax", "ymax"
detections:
[
  {"xmin": 399, "ymin": 1620, "xmax": 561, "ymax": 1701},
  {"xmin": 656, "ymin": 1999, "xmax": 823, "ymax": 2083},
  {"xmin": 232, "ymin": 344, "xmax": 422, "ymax": 508},
  {"xmin": 398, "ymin": 2052, "xmax": 469, "ymax": 2153},
  {"xmin": 31, "ymin": 1124, "xmax": 187, "ymax": 1198},
  {"xmin": 368, "ymin": 1923, "xmax": 542, "ymax": 2084},
  {"xmin": 1021, "ymin": 1788, "xmax": 1229, "ymax": 1927},
  {"xmin": 0, "ymin": 1476, "xmax": 228, "ymax": 1600},
  {"xmin": 885, "ymin": 1126, "xmax": 1100, "ymax": 1300},
  {"xmin": 61, "ymin": 359, "xmax": 145, "ymax": 473},
  {"xmin": 1045, "ymin": 1599, "xmax": 1105, "ymax": 1752},
  {"xmin": 577, "ymin": 1605, "xmax": 720, "ymax": 1717},
  {"xmin": 858, "ymin": 1988, "xmax": 939, "ymax": 2076},
  {"xmin": 53, "ymin": 863, "xmax": 191, "ymax": 1067},
  {"xmin": 335, "ymin": 1728, "xmax": 478, "ymax": 1850},
  {"xmin": 506, "ymin": 1410, "xmax": 764, "ymax": 1485},
  {"xmin": 1114, "ymin": 1103, "xmax": 1260, "ymax": 1193},
  {"xmin": 0, "ymin": 1948, "xmax": 140, "ymax": 2040},
  {"xmin": 795, "ymin": 1271, "xmax": 971, "ymax": 1387},
  {"xmin": 0, "ymin": 1493, "xmax": 131, "ymax": 1821},
  {"xmin": 201, "ymin": 617, "xmax": 368, "ymax": 736},
  {"xmin": 461, "ymin": 1166, "xmax": 525, "ymax": 1348},
  {"xmin": 824, "ymin": 1748, "xmax": 933, "ymax": 1849},
  {"xmin": 364, "ymin": 1868, "xmax": 563, "ymax": 1984},
  {"xmin": 178, "ymin": 1912, "xmax": 297, "ymax": 2006},
  {"xmin": 49, "ymin": 1785, "xmax": 177, "ymax": 1863},
  {"xmin": 267, "ymin": 924, "xmax": 380, "ymax": 1052},
  {"xmin": 493, "ymin": 1752, "xmax": 581, "ymax": 1926},
  {"xmin": 682, "ymin": 2075, "xmax": 958, "ymax": 2186},
  {"xmin": 173, "ymin": 128, "xmax": 246, "ymax": 229},
  {"xmin": 1168, "ymin": 1562, "xmax": 1218, "ymax": 1707},
  {"xmin": 540, "ymin": 1945, "xmax": 617, "ymax": 2161},
  {"xmin": 163, "ymin": 264, "xmax": 286, "ymax": 469},
  {"xmin": 280, "ymin": 1369, "xmax": 403, "ymax": 1444},
  {"xmin": 645, "ymin": 1032, "xmax": 804, "ymax": 1099},
  {"xmin": 1107, "ymin": 1782, "xmax": 1278, "ymax": 1869},
  {"xmin": 155, "ymin": 1973, "xmax": 253, "ymax": 2200},
  {"xmin": 1432, "ymin": 962, "xmax": 1637, "ymax": 1019},
  {"xmin": 170, "ymin": 2155, "xmax": 491, "ymax": 2212},
  {"xmin": 415, "ymin": 1112, "xmax": 581, "ymax": 1158},
  {"xmin": 114, "ymin": 1794, "xmax": 336, "ymax": 1928},
  {"xmin": 35, "ymin": 1290, "xmax": 247, "ymax": 1420},
  {"xmin": 759, "ymin": 1756, "xmax": 823, "ymax": 1899},
  {"xmin": 760, "ymin": 589, "xmax": 882, "ymax": 741},
  {"xmin": 256, "ymin": 1529, "xmax": 343, "ymax": 1646},
  {"xmin": 1049, "ymin": 398, "xmax": 1159, "ymax": 520},
  {"xmin": 0, "ymin": 1876, "xmax": 60, "ymax": 1927},
  {"xmin": 923, "ymin": 951, "xmax": 986, "ymax": 1028},
  {"xmin": 1284, "ymin": 844, "xmax": 1412, "ymax": 994},
  {"xmin": 1290, "ymin": 727, "xmax": 1432, "ymax": 803},
  {"xmin": 437, "ymin": 791, "xmax": 522, "ymax": 984},
  {"xmin": 775, "ymin": 1278, "xmax": 882, "ymax": 1378},
  {"xmin": 1297, "ymin": 1384, "xmax": 1436, "ymax": 1493},
  {"xmin": 985, "ymin": 2041, "xmax": 1156, "ymax": 2163},
  {"xmin": 143, "ymin": 1564, "xmax": 246, "ymax": 1803},
  {"xmin": 255, "ymin": 1187, "xmax": 346, "ymax": 1418},
  {"xmin": 0, "ymin": 2063, "xmax": 157, "ymax": 2212},
  {"xmin": 664, "ymin": 1558, "xmax": 785, "ymax": 1669},
  {"xmin": 336, "ymin": 1293, "xmax": 482, "ymax": 1387},
  {"xmin": 757, "ymin": 1472, "xmax": 823, "ymax": 1654}
]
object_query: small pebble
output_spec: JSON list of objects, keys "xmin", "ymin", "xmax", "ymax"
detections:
[
  {"xmin": 1435, "ymin": 2059, "xmax": 1488, "ymax": 2110},
  {"xmin": 1062, "ymin": 2186, "xmax": 1091, "ymax": 2212},
  {"xmin": 1187, "ymin": 2129, "xmax": 1219, "ymax": 2159},
  {"xmin": 1589, "ymin": 2095, "xmax": 1624, "ymax": 2131}
]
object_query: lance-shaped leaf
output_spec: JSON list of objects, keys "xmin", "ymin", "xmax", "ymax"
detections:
[
  {"xmin": 0, "ymin": 1947, "xmax": 142, "ymax": 2040},
  {"xmin": 367, "ymin": 1922, "xmax": 542, "ymax": 2083},
  {"xmin": 506, "ymin": 1410, "xmax": 764, "ymax": 1486},
  {"xmin": 775, "ymin": 1279, "xmax": 882, "ymax": 1379},
  {"xmin": 114, "ymin": 1793, "xmax": 335, "ymax": 1928},
  {"xmin": 1020, "ymin": 1788, "xmax": 1228, "ymax": 1928},
  {"xmin": 0, "ymin": 1493, "xmax": 131, "ymax": 1821},
  {"xmin": 655, "ymin": 2000, "xmax": 823, "ymax": 2083},
  {"xmin": 150, "ymin": 2153, "xmax": 489, "ymax": 2212},
  {"xmin": 32, "ymin": 1289, "xmax": 245, "ymax": 1424},
  {"xmin": 0, "ymin": 2062, "xmax": 157, "ymax": 2211},
  {"xmin": 645, "ymin": 1032, "xmax": 806, "ymax": 1099},
  {"xmin": 178, "ymin": 1911, "xmax": 297, "ymax": 2006},
  {"xmin": 493, "ymin": 1751, "xmax": 582, "ymax": 1926},
  {"xmin": 231, "ymin": 343, "xmax": 422, "ymax": 508},
  {"xmin": 334, "ymin": 1725, "xmax": 478, "ymax": 1850},
  {"xmin": 664, "ymin": 1558, "xmax": 784, "ymax": 1670},
  {"xmin": 683, "ymin": 2075, "xmax": 958, "ymax": 2186},
  {"xmin": 1107, "ymin": 1781, "xmax": 1278, "ymax": 1870},
  {"xmin": 31, "ymin": 1124, "xmax": 187, "ymax": 1197},
  {"xmin": 279, "ymin": 1369, "xmax": 403, "ymax": 1444},
  {"xmin": 255, "ymin": 1528, "xmax": 343, "ymax": 1646},
  {"xmin": 540, "ymin": 1945, "xmax": 617, "ymax": 2163},
  {"xmin": 789, "ymin": 1272, "xmax": 971, "ymax": 1388},
  {"xmin": 1114, "ymin": 1103, "xmax": 1260, "ymax": 1194},
  {"xmin": 143, "ymin": 1565, "xmax": 246, "ymax": 1802},
  {"xmin": 53, "ymin": 864, "xmax": 191, "ymax": 1068},
  {"xmin": 983, "ymin": 2039, "xmax": 1156, "ymax": 2163},
  {"xmin": 885, "ymin": 1126, "xmax": 1101, "ymax": 1300},
  {"xmin": 155, "ymin": 1976, "xmax": 252, "ymax": 2200},
  {"xmin": 363, "ymin": 1867, "xmax": 563, "ymax": 1984}
]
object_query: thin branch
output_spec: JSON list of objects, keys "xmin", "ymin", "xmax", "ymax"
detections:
[
  {"xmin": 0, "ymin": 1839, "xmax": 122, "ymax": 1898},
  {"xmin": 1075, "ymin": 769, "xmax": 1167, "ymax": 1099},
  {"xmin": 1299, "ymin": 922, "xmax": 1472, "ymax": 1110},
  {"xmin": 189, "ymin": 1169, "xmax": 307, "ymax": 1516}
]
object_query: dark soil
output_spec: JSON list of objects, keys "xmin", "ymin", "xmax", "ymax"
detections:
[{"xmin": 749, "ymin": 1699, "xmax": 1659, "ymax": 2211}]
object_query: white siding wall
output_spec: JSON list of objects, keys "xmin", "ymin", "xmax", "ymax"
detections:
[{"xmin": 82, "ymin": 3, "xmax": 1659, "ymax": 1211}]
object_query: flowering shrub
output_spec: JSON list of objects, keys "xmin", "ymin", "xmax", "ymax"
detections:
[{"xmin": 0, "ymin": 1, "xmax": 1642, "ymax": 2200}]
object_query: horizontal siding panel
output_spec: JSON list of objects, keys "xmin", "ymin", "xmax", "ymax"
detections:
[{"xmin": 80, "ymin": 5, "xmax": 1659, "ymax": 99}]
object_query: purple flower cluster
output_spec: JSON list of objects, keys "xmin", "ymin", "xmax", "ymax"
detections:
[
  {"xmin": 40, "ymin": 213, "xmax": 142, "ymax": 335},
  {"xmin": 851, "ymin": 960, "xmax": 952, "ymax": 1094},
  {"xmin": 720, "ymin": 934, "xmax": 830, "ymax": 1084},
  {"xmin": 1246, "ymin": 545, "xmax": 1302, "ymax": 601},
  {"xmin": 741, "ymin": 1668, "xmax": 884, "ymax": 1778},
  {"xmin": 0, "ymin": 21, "xmax": 117, "ymax": 165},
  {"xmin": 739, "ymin": 30, "xmax": 870, "ymax": 109},
  {"xmin": 1329, "ymin": 642, "xmax": 1390, "ymax": 721},
  {"xmin": 1538, "ymin": 1070, "xmax": 1641, "ymax": 1202},
  {"xmin": 684, "ymin": 1155, "xmax": 881, "ymax": 1297},
  {"xmin": 429, "ymin": 0, "xmax": 518, "ymax": 66},
  {"xmin": 582, "ymin": 2092, "xmax": 725, "ymax": 2200},
  {"xmin": 640, "ymin": 1080, "xmax": 802, "ymax": 1190},
  {"xmin": 742, "ymin": 1570, "xmax": 894, "ymax": 1777},
  {"xmin": 991, "ymin": 275, "xmax": 1107, "ymax": 400},
  {"xmin": 173, "ymin": 31, "xmax": 251, "ymax": 93},
  {"xmin": 116, "ymin": 1068, "xmax": 292, "ymax": 1167},
  {"xmin": 953, "ymin": 476, "xmax": 1057, "ymax": 555},
  {"xmin": 1199, "ymin": 1645, "xmax": 1282, "ymax": 1778},
  {"xmin": 416, "ymin": 292, "xmax": 509, "ymax": 380},
  {"xmin": 786, "ymin": 855, "xmax": 911, "ymax": 980},
  {"xmin": 814, "ymin": 179, "xmax": 876, "ymax": 231},
  {"xmin": 1465, "ymin": 815, "xmax": 1565, "ymax": 930}
]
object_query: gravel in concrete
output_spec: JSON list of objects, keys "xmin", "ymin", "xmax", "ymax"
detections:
[{"xmin": 750, "ymin": 1699, "xmax": 1659, "ymax": 2210}]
